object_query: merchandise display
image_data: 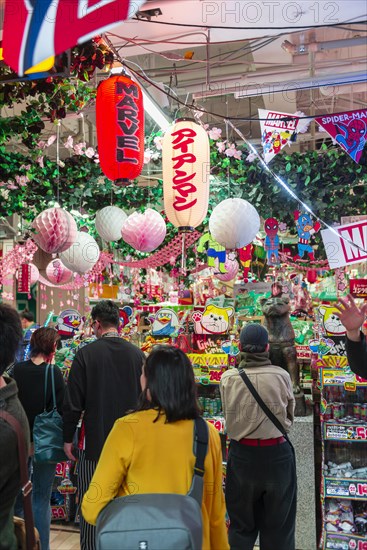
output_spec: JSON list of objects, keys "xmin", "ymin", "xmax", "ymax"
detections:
[{"xmin": 0, "ymin": 5, "xmax": 366, "ymax": 548}]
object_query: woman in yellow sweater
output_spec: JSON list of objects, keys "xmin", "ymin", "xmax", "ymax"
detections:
[{"xmin": 82, "ymin": 346, "xmax": 229, "ymax": 550}]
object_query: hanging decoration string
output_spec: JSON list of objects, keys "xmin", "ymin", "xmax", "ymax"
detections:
[
  {"xmin": 226, "ymin": 119, "xmax": 367, "ymax": 257},
  {"xmin": 56, "ymin": 120, "xmax": 61, "ymax": 205}
]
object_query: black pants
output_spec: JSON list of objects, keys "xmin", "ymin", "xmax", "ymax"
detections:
[{"xmin": 225, "ymin": 439, "xmax": 297, "ymax": 550}]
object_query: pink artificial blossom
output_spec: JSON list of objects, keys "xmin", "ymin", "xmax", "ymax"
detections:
[
  {"xmin": 85, "ymin": 147, "xmax": 95, "ymax": 158},
  {"xmin": 47, "ymin": 135, "xmax": 57, "ymax": 147},
  {"xmin": 153, "ymin": 136, "xmax": 164, "ymax": 150},
  {"xmin": 37, "ymin": 140, "xmax": 46, "ymax": 150},
  {"xmin": 208, "ymin": 127, "xmax": 222, "ymax": 140},
  {"xmin": 233, "ymin": 149, "xmax": 242, "ymax": 160},
  {"xmin": 15, "ymin": 175, "xmax": 29, "ymax": 186},
  {"xmin": 64, "ymin": 136, "xmax": 74, "ymax": 149},
  {"xmin": 225, "ymin": 144, "xmax": 236, "ymax": 157},
  {"xmin": 246, "ymin": 152, "xmax": 257, "ymax": 162},
  {"xmin": 216, "ymin": 141, "xmax": 226, "ymax": 153},
  {"xmin": 36, "ymin": 156, "xmax": 44, "ymax": 168},
  {"xmin": 74, "ymin": 142, "xmax": 86, "ymax": 155},
  {"xmin": 7, "ymin": 183, "xmax": 18, "ymax": 190},
  {"xmin": 279, "ymin": 222, "xmax": 288, "ymax": 232},
  {"xmin": 144, "ymin": 149, "xmax": 153, "ymax": 164}
]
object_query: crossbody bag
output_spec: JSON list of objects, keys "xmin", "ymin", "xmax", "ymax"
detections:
[{"xmin": 239, "ymin": 368, "xmax": 295, "ymax": 457}]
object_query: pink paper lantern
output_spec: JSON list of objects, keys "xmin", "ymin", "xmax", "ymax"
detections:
[
  {"xmin": 32, "ymin": 207, "xmax": 77, "ymax": 254},
  {"xmin": 214, "ymin": 257, "xmax": 239, "ymax": 282},
  {"xmin": 121, "ymin": 209, "xmax": 166, "ymax": 253},
  {"xmin": 46, "ymin": 259, "xmax": 73, "ymax": 284}
]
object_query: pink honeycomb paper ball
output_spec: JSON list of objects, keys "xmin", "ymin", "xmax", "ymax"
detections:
[
  {"xmin": 46, "ymin": 259, "xmax": 73, "ymax": 284},
  {"xmin": 32, "ymin": 208, "xmax": 77, "ymax": 254},
  {"xmin": 214, "ymin": 257, "xmax": 239, "ymax": 282},
  {"xmin": 121, "ymin": 209, "xmax": 166, "ymax": 253}
]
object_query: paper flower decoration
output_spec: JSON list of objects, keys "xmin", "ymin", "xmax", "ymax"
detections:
[
  {"xmin": 32, "ymin": 207, "xmax": 77, "ymax": 254},
  {"xmin": 214, "ymin": 257, "xmax": 239, "ymax": 282},
  {"xmin": 60, "ymin": 232, "xmax": 100, "ymax": 274},
  {"xmin": 209, "ymin": 198, "xmax": 260, "ymax": 249},
  {"xmin": 95, "ymin": 206, "xmax": 127, "ymax": 242},
  {"xmin": 121, "ymin": 209, "xmax": 166, "ymax": 253},
  {"xmin": 46, "ymin": 259, "xmax": 73, "ymax": 284},
  {"xmin": 29, "ymin": 263, "xmax": 40, "ymax": 285}
]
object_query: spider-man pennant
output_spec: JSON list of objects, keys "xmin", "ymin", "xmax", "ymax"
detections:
[
  {"xmin": 2, "ymin": 0, "xmax": 143, "ymax": 76},
  {"xmin": 315, "ymin": 109, "xmax": 367, "ymax": 164}
]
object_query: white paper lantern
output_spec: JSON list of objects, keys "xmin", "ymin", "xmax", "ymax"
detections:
[
  {"xmin": 60, "ymin": 232, "xmax": 100, "ymax": 274},
  {"xmin": 121, "ymin": 209, "xmax": 166, "ymax": 252},
  {"xmin": 95, "ymin": 206, "xmax": 127, "ymax": 242},
  {"xmin": 32, "ymin": 207, "xmax": 77, "ymax": 254},
  {"xmin": 209, "ymin": 198, "xmax": 260, "ymax": 249},
  {"xmin": 162, "ymin": 119, "xmax": 210, "ymax": 228}
]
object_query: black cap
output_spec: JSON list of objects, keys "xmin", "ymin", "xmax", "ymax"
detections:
[{"xmin": 240, "ymin": 323, "xmax": 268, "ymax": 348}]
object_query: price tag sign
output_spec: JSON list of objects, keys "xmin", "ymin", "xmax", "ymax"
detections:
[
  {"xmin": 324, "ymin": 423, "xmax": 367, "ymax": 441},
  {"xmin": 325, "ymin": 478, "xmax": 367, "ymax": 499},
  {"xmin": 324, "ymin": 533, "xmax": 367, "ymax": 550},
  {"xmin": 207, "ymin": 417, "xmax": 225, "ymax": 433},
  {"xmin": 51, "ymin": 506, "xmax": 66, "ymax": 521}
]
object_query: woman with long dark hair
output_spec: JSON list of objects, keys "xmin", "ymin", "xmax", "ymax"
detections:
[
  {"xmin": 13, "ymin": 327, "xmax": 65, "ymax": 550},
  {"xmin": 82, "ymin": 346, "xmax": 229, "ymax": 550}
]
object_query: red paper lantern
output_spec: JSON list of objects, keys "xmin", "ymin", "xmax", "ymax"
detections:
[
  {"xmin": 96, "ymin": 75, "xmax": 144, "ymax": 185},
  {"xmin": 162, "ymin": 118, "xmax": 210, "ymax": 229}
]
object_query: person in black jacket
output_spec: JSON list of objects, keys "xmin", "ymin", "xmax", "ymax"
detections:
[
  {"xmin": 63, "ymin": 300, "xmax": 145, "ymax": 550},
  {"xmin": 0, "ymin": 304, "xmax": 30, "ymax": 550},
  {"xmin": 335, "ymin": 294, "xmax": 367, "ymax": 378},
  {"xmin": 13, "ymin": 327, "xmax": 64, "ymax": 550}
]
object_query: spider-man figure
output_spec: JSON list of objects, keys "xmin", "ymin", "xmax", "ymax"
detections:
[
  {"xmin": 264, "ymin": 217, "xmax": 280, "ymax": 265},
  {"xmin": 335, "ymin": 118, "xmax": 367, "ymax": 162}
]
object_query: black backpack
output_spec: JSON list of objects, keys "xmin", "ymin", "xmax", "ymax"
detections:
[{"xmin": 96, "ymin": 417, "xmax": 208, "ymax": 550}]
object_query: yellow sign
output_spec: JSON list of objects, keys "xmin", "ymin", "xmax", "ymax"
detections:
[{"xmin": 188, "ymin": 353, "xmax": 228, "ymax": 366}]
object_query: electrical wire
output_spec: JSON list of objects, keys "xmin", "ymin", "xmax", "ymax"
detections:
[
  {"xmin": 122, "ymin": 60, "xmax": 367, "ymax": 122},
  {"xmin": 131, "ymin": 16, "xmax": 367, "ymax": 31}
]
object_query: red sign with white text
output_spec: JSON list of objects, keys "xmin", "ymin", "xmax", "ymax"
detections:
[
  {"xmin": 321, "ymin": 220, "xmax": 367, "ymax": 268},
  {"xmin": 350, "ymin": 279, "xmax": 367, "ymax": 299}
]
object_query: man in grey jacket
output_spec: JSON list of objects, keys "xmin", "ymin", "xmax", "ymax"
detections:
[{"xmin": 220, "ymin": 323, "xmax": 296, "ymax": 550}]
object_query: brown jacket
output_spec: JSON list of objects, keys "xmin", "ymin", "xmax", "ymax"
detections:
[{"xmin": 220, "ymin": 352, "xmax": 295, "ymax": 441}]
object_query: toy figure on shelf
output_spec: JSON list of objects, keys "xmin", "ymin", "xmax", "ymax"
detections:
[
  {"xmin": 261, "ymin": 283, "xmax": 306, "ymax": 415},
  {"xmin": 236, "ymin": 244, "xmax": 253, "ymax": 282},
  {"xmin": 197, "ymin": 232, "xmax": 227, "ymax": 274},
  {"xmin": 264, "ymin": 217, "xmax": 280, "ymax": 265},
  {"xmin": 56, "ymin": 309, "xmax": 83, "ymax": 339},
  {"xmin": 294, "ymin": 210, "xmax": 321, "ymax": 261}
]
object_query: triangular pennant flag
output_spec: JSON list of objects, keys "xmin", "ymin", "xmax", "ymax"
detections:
[
  {"xmin": 259, "ymin": 109, "xmax": 311, "ymax": 163},
  {"xmin": 2, "ymin": 0, "xmax": 144, "ymax": 76},
  {"xmin": 315, "ymin": 109, "xmax": 367, "ymax": 164}
]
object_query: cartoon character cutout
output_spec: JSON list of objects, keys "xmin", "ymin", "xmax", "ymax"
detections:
[
  {"xmin": 294, "ymin": 210, "xmax": 321, "ymax": 261},
  {"xmin": 335, "ymin": 118, "xmax": 367, "ymax": 163},
  {"xmin": 318, "ymin": 306, "xmax": 346, "ymax": 336},
  {"xmin": 197, "ymin": 232, "xmax": 226, "ymax": 274},
  {"xmin": 192, "ymin": 305, "xmax": 234, "ymax": 335},
  {"xmin": 151, "ymin": 308, "xmax": 179, "ymax": 337},
  {"xmin": 56, "ymin": 309, "xmax": 83, "ymax": 338},
  {"xmin": 119, "ymin": 306, "xmax": 133, "ymax": 328},
  {"xmin": 236, "ymin": 244, "xmax": 253, "ymax": 282},
  {"xmin": 264, "ymin": 217, "xmax": 280, "ymax": 265}
]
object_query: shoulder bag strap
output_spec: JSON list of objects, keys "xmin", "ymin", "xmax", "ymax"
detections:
[
  {"xmin": 188, "ymin": 417, "xmax": 209, "ymax": 505},
  {"xmin": 50, "ymin": 365, "xmax": 57, "ymax": 410},
  {"xmin": 43, "ymin": 363, "xmax": 50, "ymax": 411},
  {"xmin": 0, "ymin": 410, "xmax": 36, "ymax": 550},
  {"xmin": 239, "ymin": 369, "xmax": 295, "ymax": 456}
]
